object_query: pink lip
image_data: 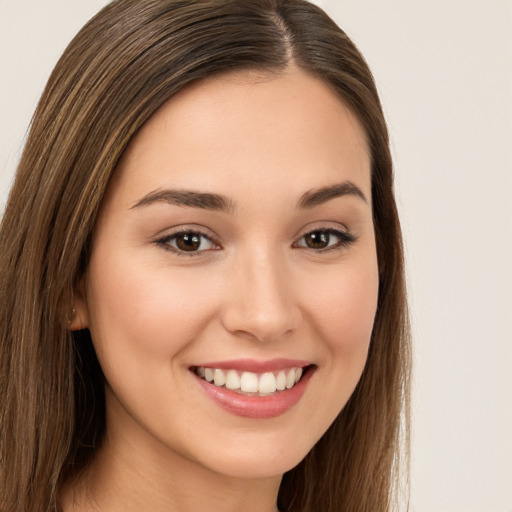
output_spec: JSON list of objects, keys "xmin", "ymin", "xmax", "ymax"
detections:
[
  {"xmin": 192, "ymin": 358, "xmax": 311, "ymax": 373},
  {"xmin": 192, "ymin": 364, "xmax": 315, "ymax": 419}
]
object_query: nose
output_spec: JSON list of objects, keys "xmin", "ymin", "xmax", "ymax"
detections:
[{"xmin": 220, "ymin": 248, "xmax": 302, "ymax": 343}]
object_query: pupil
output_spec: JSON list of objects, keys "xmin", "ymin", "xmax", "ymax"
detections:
[
  {"xmin": 306, "ymin": 231, "xmax": 329, "ymax": 249},
  {"xmin": 177, "ymin": 233, "xmax": 201, "ymax": 251}
]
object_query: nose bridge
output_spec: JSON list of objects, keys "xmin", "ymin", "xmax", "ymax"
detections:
[{"xmin": 222, "ymin": 242, "xmax": 301, "ymax": 342}]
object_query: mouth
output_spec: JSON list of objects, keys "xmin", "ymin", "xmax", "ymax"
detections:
[
  {"xmin": 190, "ymin": 361, "xmax": 315, "ymax": 419},
  {"xmin": 191, "ymin": 365, "xmax": 309, "ymax": 396}
]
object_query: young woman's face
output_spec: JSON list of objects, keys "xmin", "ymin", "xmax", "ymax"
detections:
[{"xmin": 77, "ymin": 67, "xmax": 379, "ymax": 479}]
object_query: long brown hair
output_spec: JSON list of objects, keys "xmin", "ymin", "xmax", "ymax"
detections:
[{"xmin": 0, "ymin": 1, "xmax": 411, "ymax": 511}]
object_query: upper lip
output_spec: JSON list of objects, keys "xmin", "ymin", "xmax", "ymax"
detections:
[{"xmin": 191, "ymin": 358, "xmax": 312, "ymax": 373}]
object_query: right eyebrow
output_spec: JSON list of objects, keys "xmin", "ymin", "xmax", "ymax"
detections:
[{"xmin": 130, "ymin": 189, "xmax": 236, "ymax": 214}]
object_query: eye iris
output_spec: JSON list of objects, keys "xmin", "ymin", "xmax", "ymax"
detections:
[
  {"xmin": 176, "ymin": 233, "xmax": 201, "ymax": 251},
  {"xmin": 305, "ymin": 231, "xmax": 330, "ymax": 249}
]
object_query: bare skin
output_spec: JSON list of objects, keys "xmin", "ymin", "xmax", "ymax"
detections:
[{"xmin": 65, "ymin": 65, "xmax": 378, "ymax": 512}]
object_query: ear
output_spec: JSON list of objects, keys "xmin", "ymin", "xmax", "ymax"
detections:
[{"xmin": 69, "ymin": 276, "xmax": 90, "ymax": 331}]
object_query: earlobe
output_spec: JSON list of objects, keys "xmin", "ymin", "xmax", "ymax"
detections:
[
  {"xmin": 70, "ymin": 278, "xmax": 89, "ymax": 331},
  {"xmin": 69, "ymin": 307, "xmax": 88, "ymax": 331}
]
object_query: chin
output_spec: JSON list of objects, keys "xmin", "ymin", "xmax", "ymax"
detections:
[
  {"xmin": 181, "ymin": 426, "xmax": 321, "ymax": 480},
  {"xmin": 201, "ymin": 449, "xmax": 307, "ymax": 480}
]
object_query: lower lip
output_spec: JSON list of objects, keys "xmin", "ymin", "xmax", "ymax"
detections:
[{"xmin": 194, "ymin": 368, "xmax": 314, "ymax": 419}]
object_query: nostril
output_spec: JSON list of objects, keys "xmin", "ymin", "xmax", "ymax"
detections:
[{"xmin": 221, "ymin": 308, "xmax": 302, "ymax": 343}]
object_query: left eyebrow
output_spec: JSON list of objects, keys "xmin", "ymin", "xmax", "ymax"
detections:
[{"xmin": 297, "ymin": 181, "xmax": 368, "ymax": 209}]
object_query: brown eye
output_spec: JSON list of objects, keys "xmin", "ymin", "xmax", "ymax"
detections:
[
  {"xmin": 295, "ymin": 229, "xmax": 355, "ymax": 251},
  {"xmin": 175, "ymin": 233, "xmax": 202, "ymax": 251},
  {"xmin": 158, "ymin": 231, "xmax": 217, "ymax": 254},
  {"xmin": 304, "ymin": 231, "xmax": 330, "ymax": 249}
]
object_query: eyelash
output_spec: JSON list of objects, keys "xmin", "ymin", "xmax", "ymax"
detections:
[
  {"xmin": 155, "ymin": 228, "xmax": 220, "ymax": 256},
  {"xmin": 292, "ymin": 228, "xmax": 356, "ymax": 251},
  {"xmin": 155, "ymin": 227, "xmax": 356, "ymax": 256}
]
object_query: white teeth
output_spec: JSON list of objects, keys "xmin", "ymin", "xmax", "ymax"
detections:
[
  {"xmin": 195, "ymin": 366, "xmax": 307, "ymax": 395},
  {"xmin": 276, "ymin": 371, "xmax": 286, "ymax": 391},
  {"xmin": 285, "ymin": 369, "xmax": 295, "ymax": 389},
  {"xmin": 213, "ymin": 369, "xmax": 226, "ymax": 387},
  {"xmin": 259, "ymin": 372, "xmax": 277, "ymax": 394},
  {"xmin": 225, "ymin": 369, "xmax": 241, "ymax": 390},
  {"xmin": 240, "ymin": 372, "xmax": 259, "ymax": 392}
]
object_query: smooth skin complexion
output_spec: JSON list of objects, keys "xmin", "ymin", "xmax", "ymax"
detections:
[{"xmin": 68, "ymin": 66, "xmax": 379, "ymax": 512}]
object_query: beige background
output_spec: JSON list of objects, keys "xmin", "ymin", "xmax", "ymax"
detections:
[{"xmin": 1, "ymin": 1, "xmax": 511, "ymax": 511}]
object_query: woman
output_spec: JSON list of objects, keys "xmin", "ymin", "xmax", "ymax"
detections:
[{"xmin": 0, "ymin": 1, "xmax": 410, "ymax": 511}]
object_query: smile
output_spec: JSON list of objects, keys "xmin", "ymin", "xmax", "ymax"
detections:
[
  {"xmin": 194, "ymin": 366, "xmax": 304, "ymax": 395},
  {"xmin": 191, "ymin": 361, "xmax": 314, "ymax": 419}
]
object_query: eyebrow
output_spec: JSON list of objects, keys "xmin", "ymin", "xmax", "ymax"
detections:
[
  {"xmin": 131, "ymin": 180, "xmax": 367, "ymax": 213},
  {"xmin": 297, "ymin": 181, "xmax": 368, "ymax": 208},
  {"xmin": 131, "ymin": 189, "xmax": 236, "ymax": 214}
]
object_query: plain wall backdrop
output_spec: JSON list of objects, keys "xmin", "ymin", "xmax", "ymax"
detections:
[{"xmin": 1, "ymin": 1, "xmax": 511, "ymax": 511}]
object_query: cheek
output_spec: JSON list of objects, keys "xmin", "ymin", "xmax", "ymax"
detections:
[
  {"xmin": 303, "ymin": 258, "xmax": 379, "ymax": 366},
  {"xmin": 85, "ymin": 250, "xmax": 220, "ymax": 374}
]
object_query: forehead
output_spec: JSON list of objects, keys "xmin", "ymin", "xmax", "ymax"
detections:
[{"xmin": 112, "ymin": 66, "xmax": 371, "ymax": 204}]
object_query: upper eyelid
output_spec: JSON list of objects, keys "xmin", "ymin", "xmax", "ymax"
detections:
[
  {"xmin": 293, "ymin": 221, "xmax": 352, "ymax": 240},
  {"xmin": 154, "ymin": 225, "xmax": 219, "ymax": 241},
  {"xmin": 298, "ymin": 227, "xmax": 352, "ymax": 238}
]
